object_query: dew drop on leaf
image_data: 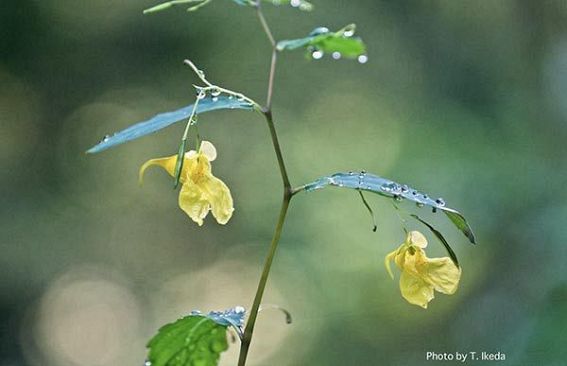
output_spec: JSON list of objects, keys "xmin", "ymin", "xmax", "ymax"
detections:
[
  {"xmin": 332, "ymin": 52, "xmax": 342, "ymax": 60},
  {"xmin": 358, "ymin": 54, "xmax": 368, "ymax": 64},
  {"xmin": 312, "ymin": 50, "xmax": 324, "ymax": 60}
]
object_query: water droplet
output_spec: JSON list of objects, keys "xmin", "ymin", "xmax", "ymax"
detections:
[
  {"xmin": 343, "ymin": 29, "xmax": 355, "ymax": 37},
  {"xmin": 361, "ymin": 170, "xmax": 367, "ymax": 174},
  {"xmin": 237, "ymin": 95, "xmax": 246, "ymax": 102},
  {"xmin": 401, "ymin": 184, "xmax": 409, "ymax": 193},
  {"xmin": 196, "ymin": 90, "xmax": 206, "ymax": 100},
  {"xmin": 348, "ymin": 171, "xmax": 354, "ymax": 175},
  {"xmin": 311, "ymin": 50, "xmax": 324, "ymax": 60},
  {"xmin": 299, "ymin": 3, "xmax": 311, "ymax": 11},
  {"xmin": 100, "ymin": 134, "xmax": 110, "ymax": 143},
  {"xmin": 290, "ymin": 0, "xmax": 301, "ymax": 7},
  {"xmin": 357, "ymin": 54, "xmax": 368, "ymax": 64},
  {"xmin": 423, "ymin": 194, "xmax": 428, "ymax": 200},
  {"xmin": 211, "ymin": 88, "xmax": 221, "ymax": 97},
  {"xmin": 144, "ymin": 361, "xmax": 152, "ymax": 366},
  {"xmin": 332, "ymin": 52, "xmax": 342, "ymax": 60},
  {"xmin": 228, "ymin": 95, "xmax": 234, "ymax": 100},
  {"xmin": 212, "ymin": 96, "xmax": 219, "ymax": 102},
  {"xmin": 234, "ymin": 306, "xmax": 245, "ymax": 313},
  {"xmin": 435, "ymin": 198, "xmax": 446, "ymax": 206},
  {"xmin": 412, "ymin": 191, "xmax": 417, "ymax": 195}
]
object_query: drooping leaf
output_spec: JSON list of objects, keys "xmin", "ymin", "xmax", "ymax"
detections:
[
  {"xmin": 303, "ymin": 171, "xmax": 476, "ymax": 244},
  {"xmin": 410, "ymin": 214, "xmax": 459, "ymax": 268},
  {"xmin": 146, "ymin": 307, "xmax": 246, "ymax": 366},
  {"xmin": 444, "ymin": 210, "xmax": 476, "ymax": 245},
  {"xmin": 86, "ymin": 96, "xmax": 253, "ymax": 154},
  {"xmin": 277, "ymin": 24, "xmax": 366, "ymax": 60}
]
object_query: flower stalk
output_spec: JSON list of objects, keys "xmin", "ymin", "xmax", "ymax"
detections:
[{"xmin": 237, "ymin": 2, "xmax": 292, "ymax": 364}]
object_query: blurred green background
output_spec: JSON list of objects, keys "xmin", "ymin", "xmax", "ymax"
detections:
[{"xmin": 2, "ymin": 0, "xmax": 567, "ymax": 365}]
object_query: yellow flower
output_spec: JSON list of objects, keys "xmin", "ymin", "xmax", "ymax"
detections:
[
  {"xmin": 139, "ymin": 140, "xmax": 234, "ymax": 226},
  {"xmin": 385, "ymin": 231, "xmax": 461, "ymax": 309}
]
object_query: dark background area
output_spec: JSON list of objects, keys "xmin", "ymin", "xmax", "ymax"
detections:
[{"xmin": 1, "ymin": 0, "xmax": 566, "ymax": 365}]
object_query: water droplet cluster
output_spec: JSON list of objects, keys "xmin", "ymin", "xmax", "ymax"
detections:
[
  {"xmin": 305, "ymin": 26, "xmax": 368, "ymax": 63},
  {"xmin": 305, "ymin": 172, "xmax": 448, "ymax": 211}
]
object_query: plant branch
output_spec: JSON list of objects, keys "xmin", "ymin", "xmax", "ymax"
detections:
[
  {"xmin": 183, "ymin": 59, "xmax": 263, "ymax": 111},
  {"xmin": 237, "ymin": 4, "xmax": 293, "ymax": 365},
  {"xmin": 264, "ymin": 110, "xmax": 291, "ymax": 190},
  {"xmin": 255, "ymin": 1, "xmax": 276, "ymax": 47},
  {"xmin": 266, "ymin": 50, "xmax": 277, "ymax": 110},
  {"xmin": 237, "ymin": 194, "xmax": 290, "ymax": 366}
]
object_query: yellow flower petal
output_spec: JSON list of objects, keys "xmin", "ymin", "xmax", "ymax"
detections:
[
  {"xmin": 386, "ymin": 230, "xmax": 462, "ymax": 308},
  {"xmin": 204, "ymin": 176, "xmax": 234, "ymax": 225},
  {"xmin": 178, "ymin": 182, "xmax": 209, "ymax": 226},
  {"xmin": 420, "ymin": 257, "xmax": 461, "ymax": 295},
  {"xmin": 139, "ymin": 155, "xmax": 178, "ymax": 184},
  {"xmin": 384, "ymin": 249, "xmax": 398, "ymax": 279},
  {"xmin": 187, "ymin": 153, "xmax": 213, "ymax": 184},
  {"xmin": 399, "ymin": 271, "xmax": 435, "ymax": 309},
  {"xmin": 139, "ymin": 140, "xmax": 233, "ymax": 226}
]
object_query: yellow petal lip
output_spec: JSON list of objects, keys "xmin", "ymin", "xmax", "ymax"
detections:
[
  {"xmin": 138, "ymin": 140, "xmax": 234, "ymax": 225},
  {"xmin": 386, "ymin": 230, "xmax": 461, "ymax": 308}
]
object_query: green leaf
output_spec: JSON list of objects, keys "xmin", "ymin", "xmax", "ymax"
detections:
[
  {"xmin": 277, "ymin": 24, "xmax": 367, "ymax": 60},
  {"xmin": 147, "ymin": 316, "xmax": 227, "ymax": 366},
  {"xmin": 146, "ymin": 307, "xmax": 246, "ymax": 366},
  {"xmin": 410, "ymin": 214, "xmax": 459, "ymax": 268},
  {"xmin": 303, "ymin": 171, "xmax": 476, "ymax": 244},
  {"xmin": 86, "ymin": 96, "xmax": 253, "ymax": 154}
]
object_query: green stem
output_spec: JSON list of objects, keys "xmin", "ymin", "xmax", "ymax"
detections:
[
  {"xmin": 237, "ymin": 193, "xmax": 290, "ymax": 366},
  {"xmin": 237, "ymin": 3, "xmax": 293, "ymax": 365}
]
